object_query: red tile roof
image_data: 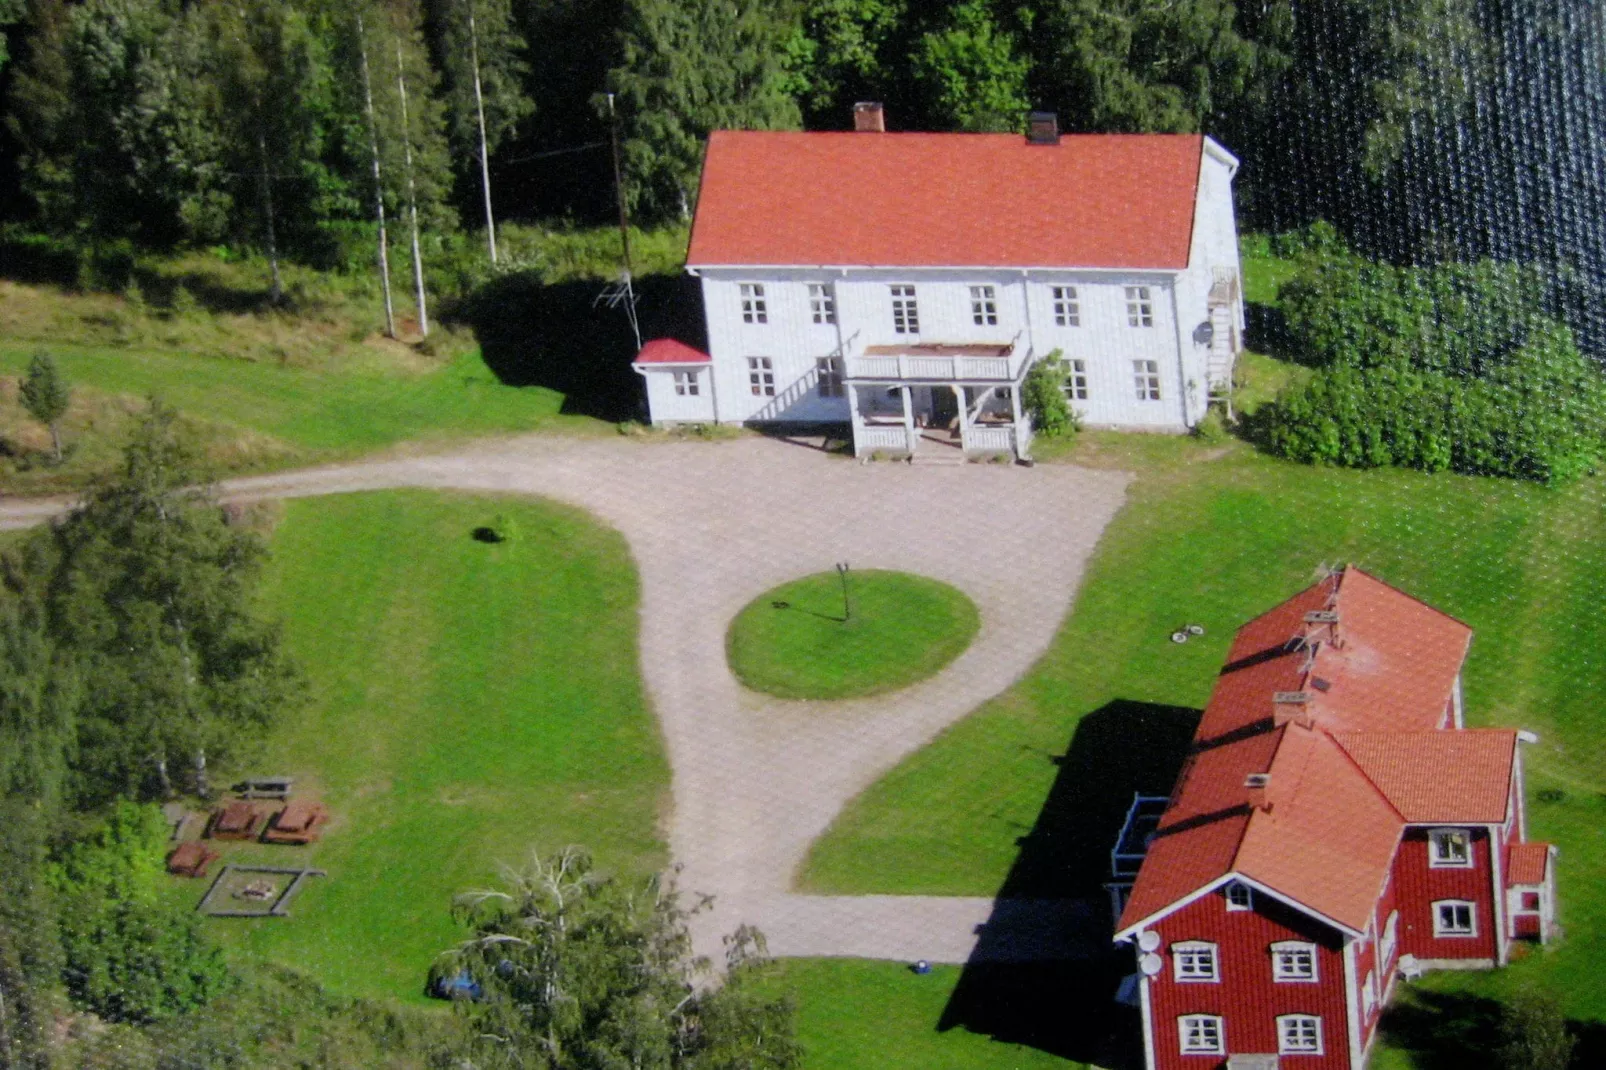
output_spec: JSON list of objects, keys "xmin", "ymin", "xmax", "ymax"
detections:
[
  {"xmin": 634, "ymin": 338, "xmax": 712, "ymax": 365},
  {"xmin": 686, "ymin": 131, "xmax": 1206, "ymax": 269},
  {"xmin": 1507, "ymin": 842, "xmax": 1554, "ymax": 886},
  {"xmin": 1333, "ymin": 730, "xmax": 1515, "ymax": 824},
  {"xmin": 1118, "ymin": 567, "xmax": 1508, "ymax": 938}
]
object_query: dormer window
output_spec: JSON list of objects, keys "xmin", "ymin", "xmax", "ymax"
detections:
[
  {"xmin": 740, "ymin": 283, "xmax": 768, "ymax": 324},
  {"xmin": 1172, "ymin": 942, "xmax": 1219, "ymax": 982},
  {"xmin": 1224, "ymin": 881, "xmax": 1252, "ymax": 912},
  {"xmin": 1429, "ymin": 828, "xmax": 1472, "ymax": 868},
  {"xmin": 1271, "ymin": 941, "xmax": 1318, "ymax": 982}
]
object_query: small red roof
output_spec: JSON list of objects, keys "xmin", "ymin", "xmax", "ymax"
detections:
[
  {"xmin": 687, "ymin": 131, "xmax": 1207, "ymax": 269},
  {"xmin": 634, "ymin": 339, "xmax": 711, "ymax": 365},
  {"xmin": 1507, "ymin": 842, "xmax": 1554, "ymax": 886}
]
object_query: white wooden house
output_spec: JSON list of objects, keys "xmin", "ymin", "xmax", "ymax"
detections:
[{"xmin": 634, "ymin": 107, "xmax": 1245, "ymax": 460}]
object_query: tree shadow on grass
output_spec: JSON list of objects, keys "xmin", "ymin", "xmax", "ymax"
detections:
[
  {"xmin": 936, "ymin": 700, "xmax": 1201, "ymax": 1068},
  {"xmin": 1381, "ymin": 987, "xmax": 1604, "ymax": 1070},
  {"xmin": 456, "ymin": 272, "xmax": 705, "ymax": 422}
]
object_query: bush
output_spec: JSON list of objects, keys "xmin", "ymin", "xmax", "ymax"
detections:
[
  {"xmin": 1023, "ymin": 350, "xmax": 1075, "ymax": 437},
  {"xmin": 1192, "ymin": 408, "xmax": 1231, "ymax": 445},
  {"xmin": 47, "ymin": 802, "xmax": 231, "ymax": 1023}
]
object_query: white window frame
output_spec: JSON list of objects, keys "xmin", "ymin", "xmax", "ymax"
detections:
[
  {"xmin": 1178, "ymin": 1015, "xmax": 1224, "ymax": 1055},
  {"xmin": 1381, "ymin": 910, "xmax": 1399, "ymax": 965},
  {"xmin": 1126, "ymin": 285, "xmax": 1154, "ymax": 327},
  {"xmin": 1172, "ymin": 942, "xmax": 1219, "ymax": 983},
  {"xmin": 891, "ymin": 285, "xmax": 919, "ymax": 334},
  {"xmin": 1270, "ymin": 941, "xmax": 1318, "ymax": 983},
  {"xmin": 671, "ymin": 370, "xmax": 700, "ymax": 397},
  {"xmin": 747, "ymin": 356, "xmax": 775, "ymax": 397},
  {"xmin": 1225, "ymin": 881, "xmax": 1253, "ymax": 912},
  {"xmin": 808, "ymin": 282, "xmax": 836, "ymax": 325},
  {"xmin": 1052, "ymin": 285, "xmax": 1080, "ymax": 327},
  {"xmin": 970, "ymin": 285, "xmax": 998, "ymax": 326},
  {"xmin": 1133, "ymin": 359, "xmax": 1162, "ymax": 401},
  {"xmin": 1065, "ymin": 358, "xmax": 1089, "ymax": 401},
  {"xmin": 1433, "ymin": 900, "xmax": 1477, "ymax": 938},
  {"xmin": 1277, "ymin": 1014, "xmax": 1323, "ymax": 1055},
  {"xmin": 1429, "ymin": 828, "xmax": 1473, "ymax": 868},
  {"xmin": 739, "ymin": 283, "xmax": 768, "ymax": 324},
  {"xmin": 1362, "ymin": 970, "xmax": 1379, "ymax": 1019},
  {"xmin": 816, "ymin": 356, "xmax": 844, "ymax": 398}
]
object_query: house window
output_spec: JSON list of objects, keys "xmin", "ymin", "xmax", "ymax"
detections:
[
  {"xmin": 891, "ymin": 285, "xmax": 919, "ymax": 334},
  {"xmin": 1434, "ymin": 900, "xmax": 1476, "ymax": 937},
  {"xmin": 1133, "ymin": 359, "xmax": 1162, "ymax": 401},
  {"xmin": 739, "ymin": 283, "xmax": 768, "ymax": 324},
  {"xmin": 1178, "ymin": 1015, "xmax": 1224, "ymax": 1055},
  {"xmin": 1277, "ymin": 1015, "xmax": 1323, "ymax": 1055},
  {"xmin": 1429, "ymin": 829, "xmax": 1472, "ymax": 868},
  {"xmin": 1052, "ymin": 286, "xmax": 1080, "ymax": 327},
  {"xmin": 1126, "ymin": 286, "xmax": 1154, "ymax": 327},
  {"xmin": 816, "ymin": 356, "xmax": 844, "ymax": 398},
  {"xmin": 1381, "ymin": 910, "xmax": 1399, "ymax": 964},
  {"xmin": 1225, "ymin": 881, "xmax": 1253, "ymax": 912},
  {"xmin": 1065, "ymin": 358, "xmax": 1089, "ymax": 401},
  {"xmin": 672, "ymin": 370, "xmax": 699, "ymax": 397},
  {"xmin": 1271, "ymin": 941, "xmax": 1318, "ymax": 982},
  {"xmin": 970, "ymin": 285, "xmax": 998, "ymax": 326},
  {"xmin": 1173, "ymin": 942, "xmax": 1219, "ymax": 983},
  {"xmin": 747, "ymin": 357, "xmax": 775, "ymax": 397},
  {"xmin": 809, "ymin": 283, "xmax": 836, "ymax": 325},
  {"xmin": 1363, "ymin": 970, "xmax": 1380, "ymax": 1018}
]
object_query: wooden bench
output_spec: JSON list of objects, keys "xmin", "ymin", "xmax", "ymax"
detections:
[
  {"xmin": 208, "ymin": 801, "xmax": 275, "ymax": 841},
  {"xmin": 167, "ymin": 841, "xmax": 221, "ymax": 878},
  {"xmin": 236, "ymin": 777, "xmax": 294, "ymax": 800},
  {"xmin": 262, "ymin": 801, "xmax": 330, "ymax": 845}
]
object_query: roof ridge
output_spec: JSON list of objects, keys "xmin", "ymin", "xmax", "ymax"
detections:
[
  {"xmin": 1323, "ymin": 726, "xmax": 1408, "ymax": 824},
  {"xmin": 1341, "ymin": 565, "xmax": 1475, "ymax": 632}
]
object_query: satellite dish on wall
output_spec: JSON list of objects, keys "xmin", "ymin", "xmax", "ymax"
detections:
[
  {"xmin": 1138, "ymin": 931, "xmax": 1161, "ymax": 952},
  {"xmin": 1193, "ymin": 321, "xmax": 1215, "ymax": 346},
  {"xmin": 1140, "ymin": 953, "xmax": 1164, "ymax": 977}
]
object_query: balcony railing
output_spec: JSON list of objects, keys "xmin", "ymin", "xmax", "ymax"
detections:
[{"xmin": 846, "ymin": 347, "xmax": 1023, "ymax": 382}]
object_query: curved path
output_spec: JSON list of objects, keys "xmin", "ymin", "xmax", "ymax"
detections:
[{"xmin": 1, "ymin": 435, "xmax": 1129, "ymax": 963}]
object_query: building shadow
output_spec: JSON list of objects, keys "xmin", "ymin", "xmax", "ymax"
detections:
[
  {"xmin": 455, "ymin": 272, "xmax": 705, "ymax": 422},
  {"xmin": 1380, "ymin": 987, "xmax": 1601, "ymax": 1070},
  {"xmin": 936, "ymin": 699, "xmax": 1201, "ymax": 1067}
]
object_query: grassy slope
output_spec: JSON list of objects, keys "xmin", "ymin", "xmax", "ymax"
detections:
[
  {"xmin": 727, "ymin": 570, "xmax": 980, "ymax": 700},
  {"xmin": 190, "ymin": 491, "xmax": 667, "ymax": 1003}
]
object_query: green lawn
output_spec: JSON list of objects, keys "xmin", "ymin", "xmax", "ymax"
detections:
[
  {"xmin": 727, "ymin": 570, "xmax": 979, "ymax": 700},
  {"xmin": 800, "ymin": 442, "xmax": 1606, "ymax": 1040},
  {"xmin": 189, "ymin": 490, "xmax": 668, "ymax": 1003}
]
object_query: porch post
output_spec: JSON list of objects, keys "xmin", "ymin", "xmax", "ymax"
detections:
[
  {"xmin": 952, "ymin": 384, "xmax": 969, "ymax": 453},
  {"xmin": 900, "ymin": 386, "xmax": 915, "ymax": 456},
  {"xmin": 1009, "ymin": 383, "xmax": 1027, "ymax": 459},
  {"xmin": 849, "ymin": 384, "xmax": 867, "ymax": 457}
]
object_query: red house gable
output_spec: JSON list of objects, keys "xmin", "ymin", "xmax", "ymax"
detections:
[{"xmin": 686, "ymin": 131, "xmax": 1204, "ymax": 269}]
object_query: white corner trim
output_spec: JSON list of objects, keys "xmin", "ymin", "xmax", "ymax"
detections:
[
  {"xmin": 1343, "ymin": 938, "xmax": 1364, "ymax": 1070},
  {"xmin": 1138, "ymin": 970, "xmax": 1158, "ymax": 1070}
]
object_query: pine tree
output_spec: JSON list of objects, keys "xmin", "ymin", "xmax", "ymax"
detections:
[{"xmin": 19, "ymin": 351, "xmax": 69, "ymax": 462}]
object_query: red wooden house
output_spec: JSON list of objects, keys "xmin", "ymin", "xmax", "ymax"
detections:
[{"xmin": 1112, "ymin": 566, "xmax": 1559, "ymax": 1070}]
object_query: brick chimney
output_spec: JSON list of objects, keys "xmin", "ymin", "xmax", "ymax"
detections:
[
  {"xmin": 1244, "ymin": 773, "xmax": 1271, "ymax": 812},
  {"xmin": 853, "ymin": 102, "xmax": 885, "ymax": 132},
  {"xmin": 1026, "ymin": 111, "xmax": 1060, "ymax": 145}
]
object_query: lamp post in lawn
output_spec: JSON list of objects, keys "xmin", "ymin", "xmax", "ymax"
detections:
[{"xmin": 836, "ymin": 561, "xmax": 852, "ymax": 622}]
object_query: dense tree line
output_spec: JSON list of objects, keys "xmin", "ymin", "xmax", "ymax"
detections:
[{"xmin": 0, "ymin": 1, "xmax": 1600, "ymax": 286}]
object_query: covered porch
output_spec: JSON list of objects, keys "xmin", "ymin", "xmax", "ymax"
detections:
[{"xmin": 846, "ymin": 343, "xmax": 1036, "ymax": 461}]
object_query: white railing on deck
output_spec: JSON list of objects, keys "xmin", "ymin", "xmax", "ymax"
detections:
[
  {"xmin": 846, "ymin": 353, "xmax": 1015, "ymax": 381},
  {"xmin": 965, "ymin": 425, "xmax": 1013, "ymax": 453},
  {"xmin": 857, "ymin": 425, "xmax": 911, "ymax": 453}
]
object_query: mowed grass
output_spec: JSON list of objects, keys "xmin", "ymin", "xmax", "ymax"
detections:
[
  {"xmin": 763, "ymin": 959, "xmax": 1083, "ymax": 1070},
  {"xmin": 197, "ymin": 490, "xmax": 667, "ymax": 1003},
  {"xmin": 800, "ymin": 442, "xmax": 1606, "ymax": 1032},
  {"xmin": 727, "ymin": 570, "xmax": 980, "ymax": 700}
]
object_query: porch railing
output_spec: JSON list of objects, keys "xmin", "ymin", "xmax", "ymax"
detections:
[
  {"xmin": 847, "ymin": 353, "xmax": 1015, "ymax": 381},
  {"xmin": 964, "ymin": 425, "xmax": 1013, "ymax": 453},
  {"xmin": 857, "ymin": 425, "xmax": 913, "ymax": 454}
]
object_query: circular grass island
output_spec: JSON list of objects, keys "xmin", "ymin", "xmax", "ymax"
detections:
[{"xmin": 726, "ymin": 569, "xmax": 980, "ymax": 700}]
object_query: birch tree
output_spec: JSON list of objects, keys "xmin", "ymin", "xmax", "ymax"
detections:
[{"xmin": 354, "ymin": 7, "xmax": 397, "ymax": 337}]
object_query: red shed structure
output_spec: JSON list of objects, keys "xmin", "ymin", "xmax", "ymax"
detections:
[{"xmin": 1112, "ymin": 566, "xmax": 1558, "ymax": 1070}]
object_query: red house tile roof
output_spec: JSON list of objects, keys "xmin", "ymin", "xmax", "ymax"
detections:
[
  {"xmin": 633, "ymin": 338, "xmax": 712, "ymax": 365},
  {"xmin": 1507, "ymin": 842, "xmax": 1554, "ymax": 886},
  {"xmin": 1118, "ymin": 567, "xmax": 1507, "ymax": 938},
  {"xmin": 686, "ymin": 131, "xmax": 1206, "ymax": 269}
]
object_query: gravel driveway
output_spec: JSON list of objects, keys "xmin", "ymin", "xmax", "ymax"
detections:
[{"xmin": 1, "ymin": 434, "xmax": 1129, "ymax": 963}]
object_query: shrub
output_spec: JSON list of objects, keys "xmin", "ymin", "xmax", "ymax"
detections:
[
  {"xmin": 1023, "ymin": 350, "xmax": 1075, "ymax": 437},
  {"xmin": 1192, "ymin": 408, "xmax": 1231, "ymax": 445}
]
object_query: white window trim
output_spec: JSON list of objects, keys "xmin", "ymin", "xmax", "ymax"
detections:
[
  {"xmin": 1277, "ymin": 1014, "xmax": 1324, "ymax": 1055},
  {"xmin": 1433, "ymin": 899, "xmax": 1477, "ymax": 938},
  {"xmin": 672, "ymin": 369, "xmax": 700, "ymax": 397},
  {"xmin": 1428, "ymin": 828, "xmax": 1474, "ymax": 868},
  {"xmin": 746, "ymin": 356, "xmax": 775, "ymax": 397},
  {"xmin": 815, "ymin": 356, "xmax": 843, "ymax": 398},
  {"xmin": 891, "ymin": 284, "xmax": 919, "ymax": 334},
  {"xmin": 808, "ymin": 282, "xmax": 836, "ymax": 325},
  {"xmin": 1381, "ymin": 910, "xmax": 1399, "ymax": 965},
  {"xmin": 1172, "ymin": 941, "xmax": 1219, "ymax": 983},
  {"xmin": 1133, "ymin": 359, "xmax": 1162, "ymax": 401},
  {"xmin": 1225, "ymin": 881, "xmax": 1253, "ymax": 911},
  {"xmin": 1065, "ymin": 358, "xmax": 1089, "ymax": 401},
  {"xmin": 1270, "ymin": 940, "xmax": 1319, "ymax": 982},
  {"xmin": 739, "ymin": 283, "xmax": 768, "ymax": 325},
  {"xmin": 1052, "ymin": 285, "xmax": 1081, "ymax": 327},
  {"xmin": 970, "ymin": 285, "xmax": 998, "ymax": 326},
  {"xmin": 1126, "ymin": 285, "xmax": 1154, "ymax": 328},
  {"xmin": 1178, "ymin": 1015, "xmax": 1225, "ymax": 1055}
]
